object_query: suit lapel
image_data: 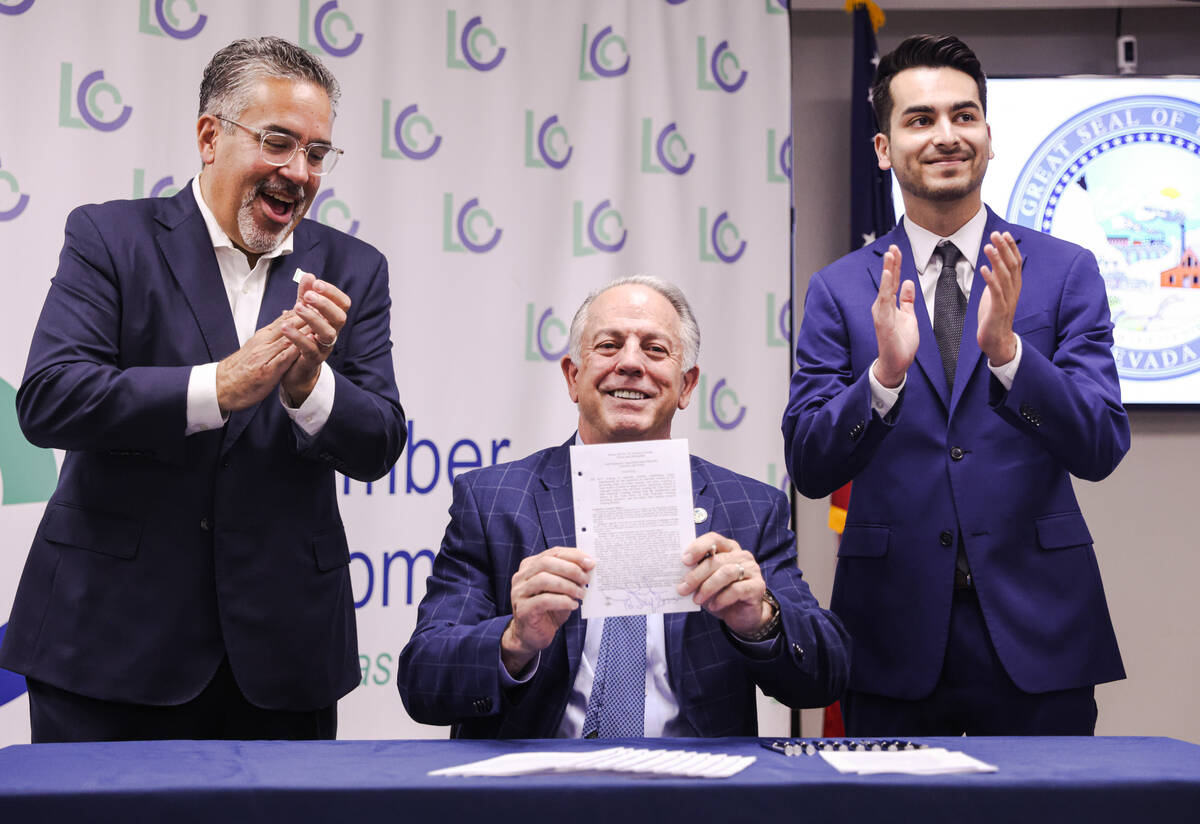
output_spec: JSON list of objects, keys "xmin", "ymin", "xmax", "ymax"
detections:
[
  {"xmin": 873, "ymin": 224, "xmax": 950, "ymax": 411},
  {"xmin": 154, "ymin": 186, "xmax": 239, "ymax": 362},
  {"xmin": 665, "ymin": 458, "xmax": 712, "ymax": 712},
  {"xmin": 220, "ymin": 222, "xmax": 317, "ymax": 456},
  {"xmin": 948, "ymin": 208, "xmax": 1025, "ymax": 416},
  {"xmin": 533, "ymin": 439, "xmax": 587, "ymax": 679}
]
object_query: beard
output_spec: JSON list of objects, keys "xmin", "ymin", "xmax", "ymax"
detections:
[
  {"xmin": 897, "ymin": 150, "xmax": 988, "ymax": 204},
  {"xmin": 236, "ymin": 179, "xmax": 308, "ymax": 254}
]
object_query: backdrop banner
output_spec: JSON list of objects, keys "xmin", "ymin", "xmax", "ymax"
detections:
[{"xmin": 0, "ymin": 0, "xmax": 793, "ymax": 743}]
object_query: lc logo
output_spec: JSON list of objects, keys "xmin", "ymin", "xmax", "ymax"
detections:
[
  {"xmin": 381, "ymin": 101, "xmax": 441, "ymax": 160},
  {"xmin": 573, "ymin": 200, "xmax": 626, "ymax": 256},
  {"xmin": 138, "ymin": 0, "xmax": 206, "ymax": 39},
  {"xmin": 524, "ymin": 303, "xmax": 569, "ymax": 362},
  {"xmin": 767, "ymin": 129, "xmax": 792, "ymax": 183},
  {"xmin": 579, "ymin": 23, "xmax": 629, "ymax": 80},
  {"xmin": 0, "ymin": 0, "xmax": 35, "ymax": 15},
  {"xmin": 699, "ymin": 207, "xmax": 747, "ymax": 264},
  {"xmin": 313, "ymin": 189, "xmax": 359, "ymax": 236},
  {"xmin": 132, "ymin": 169, "xmax": 180, "ymax": 200},
  {"xmin": 59, "ymin": 63, "xmax": 132, "ymax": 132},
  {"xmin": 299, "ymin": 0, "xmax": 362, "ymax": 57},
  {"xmin": 0, "ymin": 157, "xmax": 30, "ymax": 221},
  {"xmin": 446, "ymin": 10, "xmax": 505, "ymax": 72},
  {"xmin": 640, "ymin": 118, "xmax": 694, "ymax": 175},
  {"xmin": 766, "ymin": 0, "xmax": 788, "ymax": 14},
  {"xmin": 442, "ymin": 193, "xmax": 502, "ymax": 254},
  {"xmin": 697, "ymin": 36, "xmax": 747, "ymax": 93},
  {"xmin": 524, "ymin": 111, "xmax": 572, "ymax": 170},
  {"xmin": 765, "ymin": 464, "xmax": 792, "ymax": 494},
  {"xmin": 766, "ymin": 292, "xmax": 791, "ymax": 348},
  {"xmin": 697, "ymin": 374, "xmax": 747, "ymax": 431}
]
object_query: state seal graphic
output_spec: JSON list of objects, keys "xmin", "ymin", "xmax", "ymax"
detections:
[{"xmin": 1006, "ymin": 95, "xmax": 1200, "ymax": 381}]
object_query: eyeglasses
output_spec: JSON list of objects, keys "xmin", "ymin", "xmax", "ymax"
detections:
[{"xmin": 216, "ymin": 116, "xmax": 343, "ymax": 176}]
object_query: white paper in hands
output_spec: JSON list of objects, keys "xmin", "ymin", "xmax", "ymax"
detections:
[{"xmin": 570, "ymin": 439, "xmax": 700, "ymax": 619}]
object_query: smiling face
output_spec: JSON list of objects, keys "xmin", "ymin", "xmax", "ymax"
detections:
[
  {"xmin": 197, "ymin": 77, "xmax": 330, "ymax": 264},
  {"xmin": 562, "ymin": 284, "xmax": 700, "ymax": 444},
  {"xmin": 874, "ymin": 66, "xmax": 993, "ymax": 232}
]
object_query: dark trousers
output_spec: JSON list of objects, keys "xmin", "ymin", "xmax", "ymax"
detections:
[
  {"xmin": 843, "ymin": 588, "xmax": 1098, "ymax": 737},
  {"xmin": 27, "ymin": 657, "xmax": 336, "ymax": 743}
]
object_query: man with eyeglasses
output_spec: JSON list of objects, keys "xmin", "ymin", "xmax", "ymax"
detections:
[{"xmin": 0, "ymin": 36, "xmax": 406, "ymax": 742}]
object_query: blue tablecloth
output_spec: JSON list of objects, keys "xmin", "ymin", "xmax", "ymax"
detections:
[{"xmin": 1, "ymin": 736, "xmax": 1198, "ymax": 822}]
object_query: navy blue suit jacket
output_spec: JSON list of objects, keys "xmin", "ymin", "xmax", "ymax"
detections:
[
  {"xmin": 783, "ymin": 209, "xmax": 1129, "ymax": 700},
  {"xmin": 397, "ymin": 439, "xmax": 850, "ymax": 738},
  {"xmin": 0, "ymin": 186, "xmax": 406, "ymax": 711}
]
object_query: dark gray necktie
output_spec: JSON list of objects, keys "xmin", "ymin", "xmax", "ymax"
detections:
[{"xmin": 933, "ymin": 241, "xmax": 966, "ymax": 388}]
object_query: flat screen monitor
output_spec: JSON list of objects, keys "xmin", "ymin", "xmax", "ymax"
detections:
[{"xmin": 892, "ymin": 76, "xmax": 1200, "ymax": 406}]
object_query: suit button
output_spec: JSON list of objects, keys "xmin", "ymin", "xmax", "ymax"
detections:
[
  {"xmin": 1019, "ymin": 403, "xmax": 1042, "ymax": 427},
  {"xmin": 199, "ymin": 517, "xmax": 211, "ymax": 532},
  {"xmin": 939, "ymin": 530, "xmax": 954, "ymax": 547},
  {"xmin": 949, "ymin": 446, "xmax": 964, "ymax": 461},
  {"xmin": 849, "ymin": 420, "xmax": 865, "ymax": 440},
  {"xmin": 791, "ymin": 644, "xmax": 805, "ymax": 661}
]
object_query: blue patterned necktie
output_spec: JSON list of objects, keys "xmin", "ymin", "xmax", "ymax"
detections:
[
  {"xmin": 934, "ymin": 241, "xmax": 967, "ymax": 388},
  {"xmin": 581, "ymin": 614, "xmax": 647, "ymax": 738}
]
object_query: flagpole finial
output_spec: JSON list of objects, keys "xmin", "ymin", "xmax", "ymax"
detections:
[{"xmin": 844, "ymin": 0, "xmax": 886, "ymax": 33}]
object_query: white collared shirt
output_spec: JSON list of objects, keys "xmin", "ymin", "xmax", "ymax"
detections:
[
  {"xmin": 184, "ymin": 175, "xmax": 334, "ymax": 437},
  {"xmin": 869, "ymin": 205, "xmax": 1022, "ymax": 416}
]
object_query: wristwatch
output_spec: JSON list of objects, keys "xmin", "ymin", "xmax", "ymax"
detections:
[{"xmin": 736, "ymin": 589, "xmax": 781, "ymax": 642}]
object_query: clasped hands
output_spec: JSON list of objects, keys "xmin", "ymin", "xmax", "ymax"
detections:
[
  {"xmin": 216, "ymin": 272, "xmax": 351, "ymax": 413},
  {"xmin": 871, "ymin": 230, "xmax": 1023, "ymax": 389},
  {"xmin": 499, "ymin": 532, "xmax": 773, "ymax": 676}
]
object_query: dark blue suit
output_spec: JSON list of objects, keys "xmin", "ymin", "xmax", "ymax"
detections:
[
  {"xmin": 0, "ymin": 185, "xmax": 405, "ymax": 712},
  {"xmin": 397, "ymin": 440, "xmax": 850, "ymax": 738},
  {"xmin": 783, "ymin": 209, "xmax": 1128, "ymax": 705}
]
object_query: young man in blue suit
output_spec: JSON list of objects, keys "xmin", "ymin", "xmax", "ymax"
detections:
[
  {"xmin": 784, "ymin": 35, "xmax": 1129, "ymax": 736},
  {"xmin": 1, "ymin": 37, "xmax": 406, "ymax": 742},
  {"xmin": 399, "ymin": 276, "xmax": 849, "ymax": 738}
]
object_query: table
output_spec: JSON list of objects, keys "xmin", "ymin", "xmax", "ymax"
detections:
[{"xmin": 1, "ymin": 736, "xmax": 1198, "ymax": 822}]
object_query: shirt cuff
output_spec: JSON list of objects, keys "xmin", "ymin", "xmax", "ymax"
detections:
[
  {"xmin": 499, "ymin": 649, "xmax": 540, "ymax": 686},
  {"xmin": 281, "ymin": 362, "xmax": 335, "ymax": 436},
  {"xmin": 186, "ymin": 362, "xmax": 227, "ymax": 435},
  {"xmin": 987, "ymin": 335, "xmax": 1022, "ymax": 390},
  {"xmin": 727, "ymin": 630, "xmax": 783, "ymax": 660},
  {"xmin": 868, "ymin": 359, "xmax": 904, "ymax": 418}
]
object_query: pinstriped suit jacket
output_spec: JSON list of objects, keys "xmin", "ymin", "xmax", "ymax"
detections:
[{"xmin": 397, "ymin": 438, "xmax": 850, "ymax": 738}]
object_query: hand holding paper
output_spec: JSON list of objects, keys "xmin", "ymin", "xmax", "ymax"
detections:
[
  {"xmin": 280, "ymin": 268, "xmax": 351, "ymax": 405},
  {"xmin": 678, "ymin": 532, "xmax": 770, "ymax": 637},
  {"xmin": 501, "ymin": 547, "xmax": 595, "ymax": 675}
]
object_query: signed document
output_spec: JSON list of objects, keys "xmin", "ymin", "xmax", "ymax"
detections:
[{"xmin": 570, "ymin": 438, "xmax": 700, "ymax": 619}]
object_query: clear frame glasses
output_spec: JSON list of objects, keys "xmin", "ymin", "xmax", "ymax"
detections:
[{"xmin": 216, "ymin": 115, "xmax": 343, "ymax": 176}]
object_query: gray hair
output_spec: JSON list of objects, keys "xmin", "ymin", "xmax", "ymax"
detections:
[
  {"xmin": 199, "ymin": 36, "xmax": 341, "ymax": 126},
  {"xmin": 567, "ymin": 275, "xmax": 701, "ymax": 371}
]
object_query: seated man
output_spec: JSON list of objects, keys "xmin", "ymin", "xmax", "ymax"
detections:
[{"xmin": 398, "ymin": 276, "xmax": 849, "ymax": 738}]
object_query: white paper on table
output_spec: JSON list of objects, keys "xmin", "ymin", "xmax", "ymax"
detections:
[
  {"xmin": 570, "ymin": 439, "xmax": 700, "ymax": 619},
  {"xmin": 428, "ymin": 748, "xmax": 756, "ymax": 779},
  {"xmin": 819, "ymin": 748, "xmax": 998, "ymax": 775}
]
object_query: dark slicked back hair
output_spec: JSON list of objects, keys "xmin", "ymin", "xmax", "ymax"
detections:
[
  {"xmin": 871, "ymin": 34, "xmax": 986, "ymax": 135},
  {"xmin": 199, "ymin": 36, "xmax": 340, "ymax": 127}
]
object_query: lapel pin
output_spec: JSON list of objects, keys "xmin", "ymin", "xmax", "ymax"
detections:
[{"xmin": 693, "ymin": 507, "xmax": 708, "ymax": 524}]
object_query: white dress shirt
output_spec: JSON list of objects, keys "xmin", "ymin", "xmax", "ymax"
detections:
[
  {"xmin": 869, "ymin": 205, "xmax": 1022, "ymax": 417},
  {"xmin": 184, "ymin": 175, "xmax": 334, "ymax": 437}
]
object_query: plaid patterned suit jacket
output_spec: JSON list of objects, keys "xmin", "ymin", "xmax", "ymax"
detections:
[{"xmin": 397, "ymin": 437, "xmax": 850, "ymax": 738}]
